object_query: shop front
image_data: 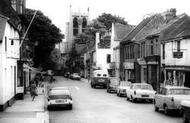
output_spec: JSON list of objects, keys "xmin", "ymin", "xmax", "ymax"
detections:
[
  {"xmin": 164, "ymin": 66, "xmax": 190, "ymax": 88},
  {"xmin": 123, "ymin": 62, "xmax": 134, "ymax": 82}
]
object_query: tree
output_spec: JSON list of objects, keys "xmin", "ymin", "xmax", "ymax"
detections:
[
  {"xmin": 20, "ymin": 9, "xmax": 64, "ymax": 70},
  {"xmin": 97, "ymin": 13, "xmax": 128, "ymax": 30}
]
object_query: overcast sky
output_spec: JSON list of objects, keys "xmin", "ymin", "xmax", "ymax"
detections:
[{"xmin": 26, "ymin": 0, "xmax": 190, "ymax": 34}]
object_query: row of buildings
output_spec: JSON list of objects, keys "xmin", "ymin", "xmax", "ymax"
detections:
[
  {"xmin": 0, "ymin": 0, "xmax": 37, "ymax": 111},
  {"xmin": 80, "ymin": 8, "xmax": 190, "ymax": 91}
]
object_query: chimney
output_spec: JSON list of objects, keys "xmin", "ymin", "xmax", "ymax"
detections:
[
  {"xmin": 165, "ymin": 8, "xmax": 176, "ymax": 22},
  {"xmin": 95, "ymin": 32, "xmax": 100, "ymax": 49}
]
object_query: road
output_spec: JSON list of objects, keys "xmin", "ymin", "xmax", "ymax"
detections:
[{"xmin": 49, "ymin": 76, "xmax": 183, "ymax": 123}]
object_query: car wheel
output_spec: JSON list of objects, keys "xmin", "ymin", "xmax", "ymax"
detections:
[
  {"xmin": 154, "ymin": 105, "xmax": 159, "ymax": 112},
  {"xmin": 131, "ymin": 96, "xmax": 136, "ymax": 103},
  {"xmin": 164, "ymin": 105, "xmax": 169, "ymax": 115},
  {"xmin": 183, "ymin": 113, "xmax": 189, "ymax": 123},
  {"xmin": 47, "ymin": 105, "xmax": 51, "ymax": 111},
  {"xmin": 69, "ymin": 105, "xmax": 72, "ymax": 110}
]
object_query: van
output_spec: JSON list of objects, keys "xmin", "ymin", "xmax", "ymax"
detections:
[{"xmin": 90, "ymin": 70, "xmax": 110, "ymax": 88}]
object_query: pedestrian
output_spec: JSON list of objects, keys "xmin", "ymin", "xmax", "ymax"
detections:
[{"xmin": 30, "ymin": 83, "xmax": 38, "ymax": 101}]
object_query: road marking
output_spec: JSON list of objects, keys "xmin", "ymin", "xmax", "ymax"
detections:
[{"xmin": 75, "ymin": 86, "xmax": 80, "ymax": 90}]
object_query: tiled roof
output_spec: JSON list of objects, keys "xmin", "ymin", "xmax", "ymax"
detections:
[
  {"xmin": 122, "ymin": 17, "xmax": 151, "ymax": 42},
  {"xmin": 0, "ymin": 0, "xmax": 21, "ymax": 28},
  {"xmin": 0, "ymin": 15, "xmax": 6, "ymax": 41},
  {"xmin": 122, "ymin": 12, "xmax": 185, "ymax": 43},
  {"xmin": 160, "ymin": 14, "xmax": 190, "ymax": 41},
  {"xmin": 114, "ymin": 23, "xmax": 134, "ymax": 41}
]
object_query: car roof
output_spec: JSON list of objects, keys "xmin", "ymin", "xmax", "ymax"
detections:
[
  {"xmin": 132, "ymin": 83, "xmax": 151, "ymax": 86},
  {"xmin": 163, "ymin": 86, "xmax": 190, "ymax": 90},
  {"xmin": 49, "ymin": 89, "xmax": 71, "ymax": 96},
  {"xmin": 50, "ymin": 87, "xmax": 69, "ymax": 90}
]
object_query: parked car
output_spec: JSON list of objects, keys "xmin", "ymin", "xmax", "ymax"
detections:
[
  {"xmin": 126, "ymin": 83, "xmax": 155, "ymax": 103},
  {"xmin": 116, "ymin": 81, "xmax": 131, "ymax": 97},
  {"xmin": 91, "ymin": 70, "xmax": 110, "ymax": 88},
  {"xmin": 181, "ymin": 100, "xmax": 190, "ymax": 123},
  {"xmin": 47, "ymin": 89, "xmax": 72, "ymax": 110},
  {"xmin": 70, "ymin": 73, "xmax": 81, "ymax": 80},
  {"xmin": 107, "ymin": 77, "xmax": 119, "ymax": 93},
  {"xmin": 154, "ymin": 86, "xmax": 190, "ymax": 115}
]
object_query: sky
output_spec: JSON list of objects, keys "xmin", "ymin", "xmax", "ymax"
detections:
[{"xmin": 26, "ymin": 0, "xmax": 190, "ymax": 35}]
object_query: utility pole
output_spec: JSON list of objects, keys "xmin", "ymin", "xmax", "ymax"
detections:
[{"xmin": 19, "ymin": 10, "xmax": 38, "ymax": 49}]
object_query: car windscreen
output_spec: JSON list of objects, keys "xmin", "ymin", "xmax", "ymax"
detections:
[
  {"xmin": 133, "ymin": 84, "xmax": 153, "ymax": 90},
  {"xmin": 49, "ymin": 95, "xmax": 71, "ymax": 99},
  {"xmin": 168, "ymin": 89, "xmax": 190, "ymax": 95}
]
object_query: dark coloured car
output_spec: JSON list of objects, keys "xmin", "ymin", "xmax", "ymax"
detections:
[{"xmin": 91, "ymin": 70, "xmax": 110, "ymax": 88}]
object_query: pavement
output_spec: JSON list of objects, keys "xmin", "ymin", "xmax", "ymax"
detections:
[{"xmin": 0, "ymin": 82, "xmax": 49, "ymax": 123}]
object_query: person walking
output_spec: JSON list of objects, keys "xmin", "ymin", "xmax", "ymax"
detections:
[{"xmin": 30, "ymin": 83, "xmax": 38, "ymax": 101}]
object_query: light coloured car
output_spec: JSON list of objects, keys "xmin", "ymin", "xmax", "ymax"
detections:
[
  {"xmin": 70, "ymin": 73, "xmax": 81, "ymax": 80},
  {"xmin": 47, "ymin": 89, "xmax": 72, "ymax": 110},
  {"xmin": 116, "ymin": 81, "xmax": 131, "ymax": 97},
  {"xmin": 181, "ymin": 100, "xmax": 190, "ymax": 123},
  {"xmin": 50, "ymin": 86, "xmax": 69, "ymax": 91},
  {"xmin": 126, "ymin": 83, "xmax": 155, "ymax": 103},
  {"xmin": 154, "ymin": 86, "xmax": 190, "ymax": 115}
]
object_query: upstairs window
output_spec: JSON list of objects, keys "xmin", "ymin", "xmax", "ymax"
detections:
[
  {"xmin": 107, "ymin": 54, "xmax": 111, "ymax": 63},
  {"xmin": 177, "ymin": 40, "xmax": 181, "ymax": 52},
  {"xmin": 162, "ymin": 44, "xmax": 165, "ymax": 59},
  {"xmin": 150, "ymin": 41, "xmax": 154, "ymax": 55}
]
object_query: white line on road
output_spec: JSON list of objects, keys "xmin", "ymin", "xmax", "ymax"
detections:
[{"xmin": 75, "ymin": 86, "xmax": 80, "ymax": 90}]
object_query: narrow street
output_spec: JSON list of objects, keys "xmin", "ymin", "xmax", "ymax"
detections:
[{"xmin": 49, "ymin": 76, "xmax": 182, "ymax": 123}]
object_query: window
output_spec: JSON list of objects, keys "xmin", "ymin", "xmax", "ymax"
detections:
[
  {"xmin": 107, "ymin": 54, "xmax": 111, "ymax": 63},
  {"xmin": 11, "ymin": 40, "xmax": 14, "ymax": 45},
  {"xmin": 73, "ymin": 17, "xmax": 78, "ymax": 36},
  {"xmin": 5, "ymin": 36, "xmax": 7, "ymax": 51},
  {"xmin": 162, "ymin": 44, "xmax": 165, "ymax": 59},
  {"xmin": 177, "ymin": 40, "xmax": 181, "ymax": 52},
  {"xmin": 150, "ymin": 41, "xmax": 154, "ymax": 55}
]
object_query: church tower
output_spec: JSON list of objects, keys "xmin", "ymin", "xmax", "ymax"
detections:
[
  {"xmin": 10, "ymin": 0, "xmax": 26, "ymax": 15},
  {"xmin": 65, "ymin": 5, "xmax": 90, "ymax": 52}
]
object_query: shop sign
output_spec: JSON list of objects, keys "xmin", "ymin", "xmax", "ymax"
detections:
[
  {"xmin": 173, "ymin": 51, "xmax": 183, "ymax": 58},
  {"xmin": 16, "ymin": 87, "xmax": 24, "ymax": 94},
  {"xmin": 123, "ymin": 62, "xmax": 134, "ymax": 69}
]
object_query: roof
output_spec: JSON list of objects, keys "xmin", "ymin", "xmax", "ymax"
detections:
[
  {"xmin": 122, "ymin": 17, "xmax": 151, "ymax": 42},
  {"xmin": 160, "ymin": 14, "xmax": 190, "ymax": 41},
  {"xmin": 0, "ymin": 15, "xmax": 7, "ymax": 40},
  {"xmin": 122, "ymin": 12, "xmax": 185, "ymax": 44},
  {"xmin": 0, "ymin": 0, "xmax": 21, "ymax": 29},
  {"xmin": 163, "ymin": 86, "xmax": 190, "ymax": 90},
  {"xmin": 114, "ymin": 23, "xmax": 134, "ymax": 41},
  {"xmin": 133, "ymin": 13, "xmax": 179, "ymax": 41}
]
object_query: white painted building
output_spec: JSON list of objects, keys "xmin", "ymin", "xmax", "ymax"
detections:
[
  {"xmin": 91, "ymin": 32, "xmax": 112, "ymax": 72},
  {"xmin": 0, "ymin": 14, "xmax": 20, "ymax": 110},
  {"xmin": 110, "ymin": 23, "xmax": 134, "ymax": 78},
  {"xmin": 161, "ymin": 15, "xmax": 190, "ymax": 88}
]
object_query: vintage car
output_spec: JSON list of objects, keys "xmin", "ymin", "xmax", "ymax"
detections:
[
  {"xmin": 181, "ymin": 100, "xmax": 190, "ymax": 123},
  {"xmin": 107, "ymin": 77, "xmax": 119, "ymax": 93},
  {"xmin": 70, "ymin": 73, "xmax": 81, "ymax": 80},
  {"xmin": 154, "ymin": 86, "xmax": 190, "ymax": 115},
  {"xmin": 116, "ymin": 81, "xmax": 131, "ymax": 97},
  {"xmin": 126, "ymin": 83, "xmax": 155, "ymax": 103},
  {"xmin": 91, "ymin": 70, "xmax": 110, "ymax": 88},
  {"xmin": 47, "ymin": 89, "xmax": 72, "ymax": 110}
]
